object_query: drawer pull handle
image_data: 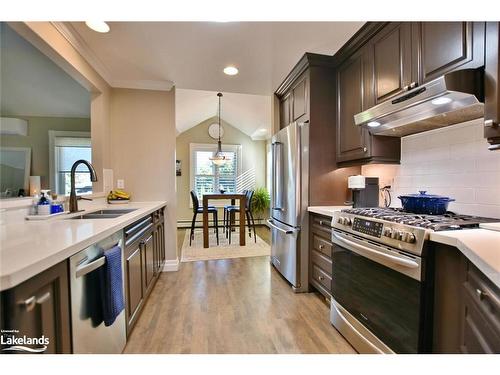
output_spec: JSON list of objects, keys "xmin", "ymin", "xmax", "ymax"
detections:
[
  {"xmin": 319, "ymin": 244, "xmax": 324, "ymax": 250},
  {"xmin": 21, "ymin": 296, "xmax": 36, "ymax": 312},
  {"xmin": 318, "ymin": 275, "xmax": 325, "ymax": 281},
  {"xmin": 476, "ymin": 288, "xmax": 487, "ymax": 300},
  {"xmin": 36, "ymin": 292, "xmax": 51, "ymax": 305},
  {"xmin": 319, "ymin": 220, "xmax": 324, "ymax": 226}
]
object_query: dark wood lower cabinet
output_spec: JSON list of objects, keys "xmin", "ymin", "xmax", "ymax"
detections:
[
  {"xmin": 432, "ymin": 243, "xmax": 500, "ymax": 353},
  {"xmin": 0, "ymin": 261, "xmax": 72, "ymax": 354},
  {"xmin": 124, "ymin": 207, "xmax": 166, "ymax": 336},
  {"xmin": 308, "ymin": 213, "xmax": 334, "ymax": 299}
]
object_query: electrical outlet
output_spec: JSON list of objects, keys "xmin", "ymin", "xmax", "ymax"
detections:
[{"xmin": 117, "ymin": 179, "xmax": 125, "ymax": 189}]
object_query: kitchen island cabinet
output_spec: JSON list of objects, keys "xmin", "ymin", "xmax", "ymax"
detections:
[
  {"xmin": 0, "ymin": 261, "xmax": 72, "ymax": 354},
  {"xmin": 124, "ymin": 207, "xmax": 166, "ymax": 336}
]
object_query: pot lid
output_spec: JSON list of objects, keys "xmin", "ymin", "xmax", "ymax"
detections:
[{"xmin": 398, "ymin": 191, "xmax": 454, "ymax": 200}]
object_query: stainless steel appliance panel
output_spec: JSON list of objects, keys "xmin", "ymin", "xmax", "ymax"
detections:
[
  {"xmin": 271, "ymin": 122, "xmax": 300, "ymax": 227},
  {"xmin": 268, "ymin": 219, "xmax": 299, "ymax": 287},
  {"xmin": 69, "ymin": 231, "xmax": 126, "ymax": 354},
  {"xmin": 330, "ymin": 230, "xmax": 426, "ymax": 353}
]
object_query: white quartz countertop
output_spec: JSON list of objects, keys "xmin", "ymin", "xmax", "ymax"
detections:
[
  {"xmin": 307, "ymin": 206, "xmax": 351, "ymax": 217},
  {"xmin": 480, "ymin": 222, "xmax": 500, "ymax": 232},
  {"xmin": 430, "ymin": 229, "xmax": 500, "ymax": 288},
  {"xmin": 0, "ymin": 201, "xmax": 167, "ymax": 291}
]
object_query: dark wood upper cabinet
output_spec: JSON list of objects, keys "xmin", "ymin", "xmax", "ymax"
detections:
[
  {"xmin": 336, "ymin": 44, "xmax": 401, "ymax": 165},
  {"xmin": 372, "ymin": 22, "xmax": 413, "ymax": 103},
  {"xmin": 336, "ymin": 49, "xmax": 371, "ymax": 162},
  {"xmin": 0, "ymin": 261, "xmax": 72, "ymax": 354},
  {"xmin": 484, "ymin": 22, "xmax": 500, "ymax": 149},
  {"xmin": 413, "ymin": 22, "xmax": 485, "ymax": 83},
  {"xmin": 292, "ymin": 74, "xmax": 308, "ymax": 121},
  {"xmin": 279, "ymin": 92, "xmax": 292, "ymax": 129}
]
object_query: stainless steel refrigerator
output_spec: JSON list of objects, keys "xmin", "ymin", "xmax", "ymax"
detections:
[{"xmin": 268, "ymin": 121, "xmax": 309, "ymax": 292}]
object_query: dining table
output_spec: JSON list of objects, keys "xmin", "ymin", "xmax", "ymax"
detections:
[{"xmin": 202, "ymin": 193, "xmax": 246, "ymax": 248}]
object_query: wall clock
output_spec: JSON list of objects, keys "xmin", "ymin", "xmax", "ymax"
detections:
[{"xmin": 208, "ymin": 123, "xmax": 224, "ymax": 139}]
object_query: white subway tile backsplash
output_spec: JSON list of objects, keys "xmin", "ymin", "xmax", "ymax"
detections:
[{"xmin": 361, "ymin": 119, "xmax": 500, "ymax": 219}]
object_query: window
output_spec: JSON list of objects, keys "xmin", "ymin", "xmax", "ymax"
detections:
[
  {"xmin": 49, "ymin": 131, "xmax": 92, "ymax": 195},
  {"xmin": 190, "ymin": 143, "xmax": 241, "ymax": 202}
]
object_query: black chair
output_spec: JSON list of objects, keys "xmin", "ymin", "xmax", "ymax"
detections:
[
  {"xmin": 226, "ymin": 190, "xmax": 257, "ymax": 244},
  {"xmin": 189, "ymin": 190, "xmax": 219, "ymax": 246},
  {"xmin": 223, "ymin": 190, "xmax": 247, "ymax": 235}
]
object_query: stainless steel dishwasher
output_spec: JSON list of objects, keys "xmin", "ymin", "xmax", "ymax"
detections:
[{"xmin": 69, "ymin": 231, "xmax": 126, "ymax": 353}]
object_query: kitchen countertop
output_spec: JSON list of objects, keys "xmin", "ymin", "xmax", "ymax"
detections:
[
  {"xmin": 430, "ymin": 229, "xmax": 500, "ymax": 288},
  {"xmin": 480, "ymin": 222, "xmax": 500, "ymax": 232},
  {"xmin": 307, "ymin": 206, "xmax": 351, "ymax": 217},
  {"xmin": 0, "ymin": 201, "xmax": 167, "ymax": 291}
]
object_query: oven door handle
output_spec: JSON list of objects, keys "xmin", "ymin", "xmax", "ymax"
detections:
[{"xmin": 332, "ymin": 231, "xmax": 419, "ymax": 269}]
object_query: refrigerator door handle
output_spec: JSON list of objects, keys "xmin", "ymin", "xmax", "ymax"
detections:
[
  {"xmin": 271, "ymin": 141, "xmax": 283, "ymax": 212},
  {"xmin": 267, "ymin": 219, "xmax": 296, "ymax": 234}
]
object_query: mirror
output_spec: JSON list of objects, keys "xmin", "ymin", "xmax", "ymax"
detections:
[{"xmin": 0, "ymin": 23, "xmax": 91, "ymax": 199}]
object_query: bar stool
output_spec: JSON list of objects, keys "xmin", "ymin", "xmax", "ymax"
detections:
[
  {"xmin": 226, "ymin": 190, "xmax": 257, "ymax": 244},
  {"xmin": 189, "ymin": 190, "xmax": 219, "ymax": 246}
]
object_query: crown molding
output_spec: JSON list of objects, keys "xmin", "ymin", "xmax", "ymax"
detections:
[
  {"xmin": 51, "ymin": 22, "xmax": 174, "ymax": 92},
  {"xmin": 112, "ymin": 79, "xmax": 174, "ymax": 91}
]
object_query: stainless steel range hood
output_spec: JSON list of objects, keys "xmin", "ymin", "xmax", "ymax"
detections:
[{"xmin": 354, "ymin": 69, "xmax": 484, "ymax": 137}]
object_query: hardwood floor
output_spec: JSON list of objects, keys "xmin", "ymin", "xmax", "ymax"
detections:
[{"xmin": 123, "ymin": 227, "xmax": 355, "ymax": 354}]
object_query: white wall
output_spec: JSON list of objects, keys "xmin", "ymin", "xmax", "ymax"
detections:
[{"xmin": 362, "ymin": 118, "xmax": 500, "ymax": 219}]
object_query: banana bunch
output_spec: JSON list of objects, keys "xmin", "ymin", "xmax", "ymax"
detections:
[{"xmin": 107, "ymin": 189, "xmax": 131, "ymax": 201}]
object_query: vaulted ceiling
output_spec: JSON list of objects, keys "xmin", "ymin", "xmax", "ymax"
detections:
[{"xmin": 176, "ymin": 89, "xmax": 272, "ymax": 139}]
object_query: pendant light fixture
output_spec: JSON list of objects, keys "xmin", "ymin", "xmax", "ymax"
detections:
[{"xmin": 210, "ymin": 92, "xmax": 227, "ymax": 166}]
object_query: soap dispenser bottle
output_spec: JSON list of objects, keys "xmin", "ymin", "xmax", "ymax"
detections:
[{"xmin": 38, "ymin": 191, "xmax": 51, "ymax": 215}]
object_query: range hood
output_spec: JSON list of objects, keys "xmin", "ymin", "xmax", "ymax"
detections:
[{"xmin": 354, "ymin": 68, "xmax": 484, "ymax": 137}]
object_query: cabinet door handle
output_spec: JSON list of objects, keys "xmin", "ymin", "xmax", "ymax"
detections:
[
  {"xmin": 484, "ymin": 119, "xmax": 496, "ymax": 128},
  {"xmin": 318, "ymin": 275, "xmax": 325, "ymax": 281},
  {"xmin": 476, "ymin": 288, "xmax": 485, "ymax": 299},
  {"xmin": 21, "ymin": 296, "xmax": 36, "ymax": 312},
  {"xmin": 36, "ymin": 292, "xmax": 51, "ymax": 305},
  {"xmin": 319, "ymin": 244, "xmax": 325, "ymax": 250},
  {"xmin": 363, "ymin": 147, "xmax": 367, "ymax": 153}
]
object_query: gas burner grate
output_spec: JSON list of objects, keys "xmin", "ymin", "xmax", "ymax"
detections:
[{"xmin": 341, "ymin": 207, "xmax": 497, "ymax": 231}]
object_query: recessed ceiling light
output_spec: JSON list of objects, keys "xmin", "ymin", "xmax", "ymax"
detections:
[
  {"xmin": 223, "ymin": 66, "xmax": 238, "ymax": 75},
  {"xmin": 367, "ymin": 121, "xmax": 381, "ymax": 128},
  {"xmin": 85, "ymin": 21, "xmax": 110, "ymax": 33},
  {"xmin": 431, "ymin": 97, "xmax": 452, "ymax": 105}
]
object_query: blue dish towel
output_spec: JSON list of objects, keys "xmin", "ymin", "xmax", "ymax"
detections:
[{"xmin": 100, "ymin": 245, "xmax": 125, "ymax": 327}]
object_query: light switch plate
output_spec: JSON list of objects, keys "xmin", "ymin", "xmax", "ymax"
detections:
[{"xmin": 117, "ymin": 179, "xmax": 125, "ymax": 189}]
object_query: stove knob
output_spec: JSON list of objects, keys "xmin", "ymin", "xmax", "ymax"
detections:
[
  {"xmin": 337, "ymin": 217, "xmax": 344, "ymax": 225},
  {"xmin": 390, "ymin": 230, "xmax": 399, "ymax": 240},
  {"xmin": 405, "ymin": 233, "xmax": 416, "ymax": 243},
  {"xmin": 383, "ymin": 228, "xmax": 392, "ymax": 237},
  {"xmin": 344, "ymin": 217, "xmax": 352, "ymax": 226}
]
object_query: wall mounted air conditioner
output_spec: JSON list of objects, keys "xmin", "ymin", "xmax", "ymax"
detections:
[{"xmin": 0, "ymin": 117, "xmax": 28, "ymax": 136}]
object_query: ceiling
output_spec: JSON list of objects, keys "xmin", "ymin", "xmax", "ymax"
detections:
[
  {"xmin": 176, "ymin": 89, "xmax": 271, "ymax": 138},
  {"xmin": 66, "ymin": 21, "xmax": 364, "ymax": 95},
  {"xmin": 0, "ymin": 23, "xmax": 90, "ymax": 118}
]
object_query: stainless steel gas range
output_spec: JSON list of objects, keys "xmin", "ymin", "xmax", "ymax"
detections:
[{"xmin": 329, "ymin": 207, "xmax": 496, "ymax": 354}]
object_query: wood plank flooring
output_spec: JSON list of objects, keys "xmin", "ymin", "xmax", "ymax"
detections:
[{"xmin": 123, "ymin": 228, "xmax": 355, "ymax": 354}]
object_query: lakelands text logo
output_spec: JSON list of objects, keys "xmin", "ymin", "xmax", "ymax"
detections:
[{"xmin": 1, "ymin": 329, "xmax": 49, "ymax": 353}]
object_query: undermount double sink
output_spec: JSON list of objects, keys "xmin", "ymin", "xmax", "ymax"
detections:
[{"xmin": 68, "ymin": 208, "xmax": 137, "ymax": 220}]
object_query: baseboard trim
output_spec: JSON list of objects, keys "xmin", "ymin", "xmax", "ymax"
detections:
[{"xmin": 162, "ymin": 258, "xmax": 179, "ymax": 272}]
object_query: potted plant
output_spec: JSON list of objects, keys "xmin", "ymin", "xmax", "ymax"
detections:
[{"xmin": 251, "ymin": 187, "xmax": 270, "ymax": 223}]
